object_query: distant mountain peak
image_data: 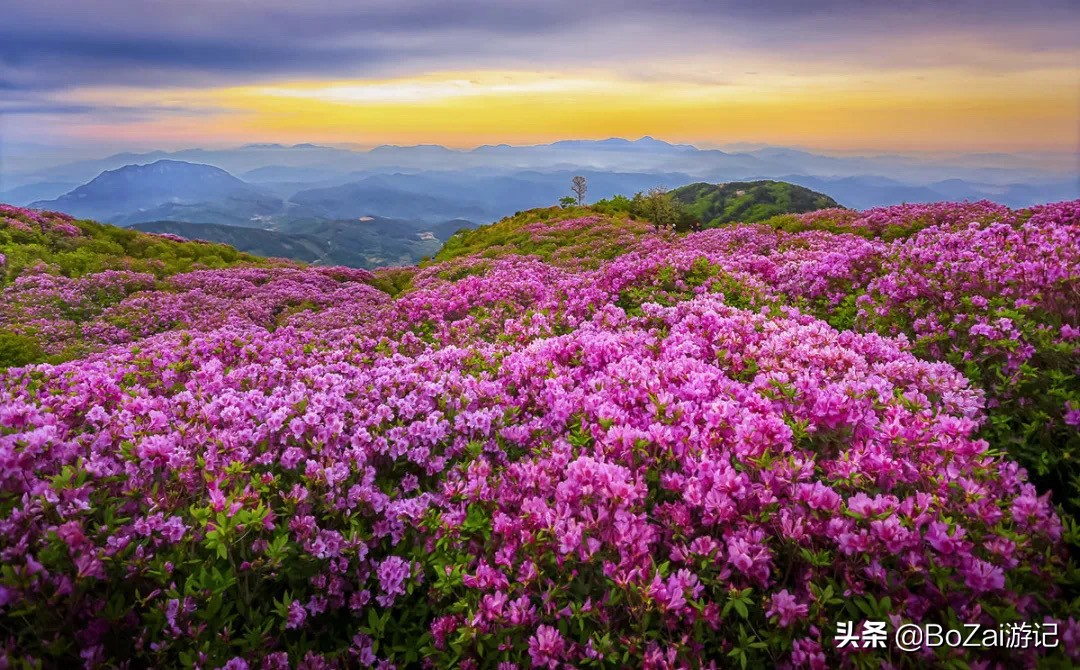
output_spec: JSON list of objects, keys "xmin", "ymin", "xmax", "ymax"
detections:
[
  {"xmin": 28, "ymin": 160, "xmax": 276, "ymax": 225},
  {"xmin": 546, "ymin": 136, "xmax": 695, "ymax": 152}
]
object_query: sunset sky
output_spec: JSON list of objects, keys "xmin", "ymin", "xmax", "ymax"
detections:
[{"xmin": 2, "ymin": 0, "xmax": 1078, "ymax": 153}]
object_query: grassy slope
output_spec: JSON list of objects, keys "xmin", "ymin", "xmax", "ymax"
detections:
[
  {"xmin": 434, "ymin": 206, "xmax": 649, "ymax": 265},
  {"xmin": 0, "ymin": 209, "xmax": 285, "ymax": 283}
]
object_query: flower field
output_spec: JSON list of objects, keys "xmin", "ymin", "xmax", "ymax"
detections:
[{"xmin": 1, "ymin": 200, "xmax": 1078, "ymax": 668}]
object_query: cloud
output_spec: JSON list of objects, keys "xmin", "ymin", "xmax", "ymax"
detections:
[{"xmin": 1, "ymin": 0, "xmax": 1076, "ymax": 92}]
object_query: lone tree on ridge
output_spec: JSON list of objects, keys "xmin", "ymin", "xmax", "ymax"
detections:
[{"xmin": 571, "ymin": 175, "xmax": 588, "ymax": 205}]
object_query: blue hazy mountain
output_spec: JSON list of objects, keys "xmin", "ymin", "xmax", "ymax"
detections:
[
  {"xmin": 10, "ymin": 137, "xmax": 1072, "ymax": 189},
  {"xmin": 543, "ymin": 136, "xmax": 697, "ymax": 152},
  {"xmin": 287, "ymin": 170, "xmax": 699, "ymax": 223},
  {"xmin": 287, "ymin": 178, "xmax": 493, "ymax": 223},
  {"xmin": 30, "ymin": 160, "xmax": 283, "ymax": 225}
]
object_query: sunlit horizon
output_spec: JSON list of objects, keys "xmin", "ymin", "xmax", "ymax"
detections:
[
  {"xmin": 3, "ymin": 1, "xmax": 1078, "ymax": 157},
  {"xmin": 12, "ymin": 66, "xmax": 1079, "ymax": 155}
]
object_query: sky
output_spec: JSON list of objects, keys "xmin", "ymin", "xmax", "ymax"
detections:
[{"xmin": 1, "ymin": 0, "xmax": 1078, "ymax": 154}]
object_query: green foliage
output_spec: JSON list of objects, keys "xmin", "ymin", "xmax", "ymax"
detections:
[
  {"xmin": 631, "ymin": 188, "xmax": 684, "ymax": 231},
  {"xmin": 369, "ymin": 266, "xmax": 418, "ymax": 296},
  {"xmin": 0, "ymin": 215, "xmax": 282, "ymax": 287},
  {"xmin": 0, "ymin": 331, "xmax": 45, "ymax": 368},
  {"xmin": 591, "ymin": 194, "xmax": 634, "ymax": 215},
  {"xmin": 617, "ymin": 257, "xmax": 765, "ymax": 316},
  {"xmin": 597, "ymin": 181, "xmax": 833, "ymax": 233}
]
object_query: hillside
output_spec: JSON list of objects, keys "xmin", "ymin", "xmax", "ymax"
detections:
[
  {"xmin": 0, "ymin": 203, "xmax": 296, "ymax": 366},
  {"xmin": 128, "ymin": 220, "xmax": 328, "ymax": 263},
  {"xmin": 274, "ymin": 217, "xmax": 469, "ymax": 267},
  {"xmin": 132, "ymin": 217, "xmax": 477, "ymax": 268},
  {"xmin": 670, "ymin": 179, "xmax": 840, "ymax": 226},
  {"xmin": 0, "ymin": 203, "xmax": 282, "ymax": 280},
  {"xmin": 0, "ymin": 198, "xmax": 1078, "ymax": 668}
]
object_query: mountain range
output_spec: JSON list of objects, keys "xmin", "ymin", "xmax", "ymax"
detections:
[
  {"xmin": 6, "ymin": 136, "xmax": 1075, "ymax": 205},
  {"xmin": 26, "ymin": 159, "xmax": 703, "ymax": 228},
  {"xmin": 6, "ymin": 136, "xmax": 1076, "ymax": 268}
]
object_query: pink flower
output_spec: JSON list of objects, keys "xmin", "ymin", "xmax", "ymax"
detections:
[
  {"xmin": 527, "ymin": 625, "xmax": 565, "ymax": 669},
  {"xmin": 766, "ymin": 590, "xmax": 809, "ymax": 628},
  {"xmin": 962, "ymin": 559, "xmax": 1005, "ymax": 593}
]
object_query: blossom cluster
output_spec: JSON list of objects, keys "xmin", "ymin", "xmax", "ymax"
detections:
[
  {"xmin": 0, "ymin": 204, "xmax": 82, "ymax": 238},
  {"xmin": 778, "ymin": 200, "xmax": 1020, "ymax": 238},
  {"xmin": 1, "ymin": 265, "xmax": 386, "ymax": 357},
  {"xmin": 0, "ymin": 200, "xmax": 1077, "ymax": 669}
]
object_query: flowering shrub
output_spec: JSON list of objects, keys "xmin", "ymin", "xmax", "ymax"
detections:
[
  {"xmin": 0, "ymin": 206, "xmax": 339, "ymax": 367},
  {"xmin": 768, "ymin": 200, "xmax": 1021, "ymax": 240},
  {"xmin": 0, "ymin": 200, "xmax": 1078, "ymax": 668},
  {"xmin": 0, "ymin": 265, "xmax": 385, "ymax": 362},
  {"xmin": 847, "ymin": 201, "xmax": 1080, "ymax": 515},
  {"xmin": 423, "ymin": 297, "xmax": 1068, "ymax": 668}
]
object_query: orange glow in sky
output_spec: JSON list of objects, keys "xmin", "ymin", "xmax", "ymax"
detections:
[{"xmin": 40, "ymin": 65, "xmax": 1077, "ymax": 152}]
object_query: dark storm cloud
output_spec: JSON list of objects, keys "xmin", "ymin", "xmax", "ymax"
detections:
[{"xmin": 1, "ymin": 0, "xmax": 1076, "ymax": 91}]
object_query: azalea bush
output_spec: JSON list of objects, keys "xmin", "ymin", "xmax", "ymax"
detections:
[{"xmin": 0, "ymin": 200, "xmax": 1079, "ymax": 668}]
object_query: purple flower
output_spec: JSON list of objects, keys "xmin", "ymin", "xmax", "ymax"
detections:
[
  {"xmin": 376, "ymin": 556, "xmax": 412, "ymax": 608},
  {"xmin": 286, "ymin": 600, "xmax": 307, "ymax": 629}
]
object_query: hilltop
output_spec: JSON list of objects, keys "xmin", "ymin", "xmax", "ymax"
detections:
[{"xmin": 669, "ymin": 180, "xmax": 840, "ymax": 226}]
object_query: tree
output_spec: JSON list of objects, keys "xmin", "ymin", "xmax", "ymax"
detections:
[
  {"xmin": 558, "ymin": 196, "xmax": 577, "ymax": 208},
  {"xmin": 634, "ymin": 187, "xmax": 681, "ymax": 232},
  {"xmin": 571, "ymin": 176, "xmax": 588, "ymax": 205}
]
